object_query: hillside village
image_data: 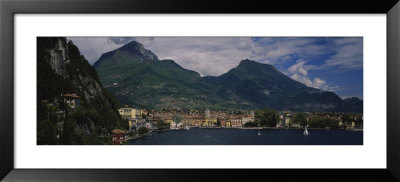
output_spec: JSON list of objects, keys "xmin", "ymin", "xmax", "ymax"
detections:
[{"xmin": 41, "ymin": 91, "xmax": 364, "ymax": 145}]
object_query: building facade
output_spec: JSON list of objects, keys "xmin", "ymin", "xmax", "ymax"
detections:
[
  {"xmin": 63, "ymin": 93, "xmax": 81, "ymax": 109},
  {"xmin": 231, "ymin": 118, "xmax": 242, "ymax": 127},
  {"xmin": 112, "ymin": 129, "xmax": 126, "ymax": 145}
]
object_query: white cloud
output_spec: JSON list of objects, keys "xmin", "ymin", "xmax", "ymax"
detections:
[
  {"xmin": 66, "ymin": 37, "xmax": 360, "ymax": 97},
  {"xmin": 135, "ymin": 37, "xmax": 265, "ymax": 76},
  {"xmin": 291, "ymin": 73, "xmax": 313, "ymax": 87},
  {"xmin": 312, "ymin": 77, "xmax": 327, "ymax": 90},
  {"xmin": 287, "ymin": 60, "xmax": 339, "ymax": 91},
  {"xmin": 288, "ymin": 60, "xmax": 308, "ymax": 76},
  {"xmin": 288, "ymin": 60, "xmax": 313, "ymax": 87},
  {"xmin": 67, "ymin": 37, "xmax": 362, "ymax": 77}
]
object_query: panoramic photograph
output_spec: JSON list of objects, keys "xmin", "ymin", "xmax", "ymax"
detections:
[{"xmin": 37, "ymin": 37, "xmax": 363, "ymax": 145}]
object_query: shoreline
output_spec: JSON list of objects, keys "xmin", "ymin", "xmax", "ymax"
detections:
[{"xmin": 126, "ymin": 127, "xmax": 363, "ymax": 142}]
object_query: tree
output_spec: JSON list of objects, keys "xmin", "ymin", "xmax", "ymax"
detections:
[
  {"xmin": 341, "ymin": 114, "xmax": 353, "ymax": 128},
  {"xmin": 172, "ymin": 114, "xmax": 183, "ymax": 128},
  {"xmin": 61, "ymin": 118, "xmax": 76, "ymax": 144},
  {"xmin": 37, "ymin": 118, "xmax": 58, "ymax": 145},
  {"xmin": 156, "ymin": 120, "xmax": 170, "ymax": 130},
  {"xmin": 355, "ymin": 116, "xmax": 363, "ymax": 128},
  {"xmin": 138, "ymin": 127, "xmax": 149, "ymax": 135},
  {"xmin": 243, "ymin": 121, "xmax": 259, "ymax": 127},
  {"xmin": 216, "ymin": 118, "xmax": 221, "ymax": 127},
  {"xmin": 291, "ymin": 113, "xmax": 308, "ymax": 127},
  {"xmin": 308, "ymin": 116, "xmax": 325, "ymax": 128},
  {"xmin": 326, "ymin": 118, "xmax": 340, "ymax": 129},
  {"xmin": 255, "ymin": 108, "xmax": 279, "ymax": 127}
]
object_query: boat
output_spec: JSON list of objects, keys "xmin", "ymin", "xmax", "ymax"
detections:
[
  {"xmin": 303, "ymin": 126, "xmax": 310, "ymax": 136},
  {"xmin": 257, "ymin": 127, "xmax": 262, "ymax": 136},
  {"xmin": 185, "ymin": 125, "xmax": 190, "ymax": 130}
]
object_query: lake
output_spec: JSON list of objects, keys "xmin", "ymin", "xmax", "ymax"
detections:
[{"xmin": 128, "ymin": 128, "xmax": 363, "ymax": 145}]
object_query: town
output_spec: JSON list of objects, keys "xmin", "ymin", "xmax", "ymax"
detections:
[
  {"xmin": 40, "ymin": 93, "xmax": 363, "ymax": 145},
  {"xmin": 112, "ymin": 105, "xmax": 363, "ymax": 145}
]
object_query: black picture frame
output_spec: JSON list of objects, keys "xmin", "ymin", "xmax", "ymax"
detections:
[{"xmin": 1, "ymin": 0, "xmax": 399, "ymax": 181}]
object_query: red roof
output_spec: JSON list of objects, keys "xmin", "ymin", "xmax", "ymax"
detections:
[
  {"xmin": 112, "ymin": 129, "xmax": 126, "ymax": 134},
  {"xmin": 63, "ymin": 93, "xmax": 81, "ymax": 99}
]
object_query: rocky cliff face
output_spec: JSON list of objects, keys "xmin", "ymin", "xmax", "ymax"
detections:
[
  {"xmin": 48, "ymin": 39, "xmax": 69, "ymax": 78},
  {"xmin": 37, "ymin": 37, "xmax": 126, "ymax": 144},
  {"xmin": 40, "ymin": 37, "xmax": 105, "ymax": 103}
]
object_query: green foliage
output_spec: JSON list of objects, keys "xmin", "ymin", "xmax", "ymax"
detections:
[
  {"xmin": 300, "ymin": 115, "xmax": 341, "ymax": 129},
  {"xmin": 138, "ymin": 127, "xmax": 149, "ymax": 135},
  {"xmin": 128, "ymin": 130, "xmax": 138, "ymax": 137},
  {"xmin": 243, "ymin": 121, "xmax": 259, "ymax": 127},
  {"xmin": 156, "ymin": 120, "xmax": 170, "ymax": 130},
  {"xmin": 326, "ymin": 118, "xmax": 340, "ymax": 129},
  {"xmin": 354, "ymin": 117, "xmax": 363, "ymax": 128},
  {"xmin": 308, "ymin": 116, "xmax": 326, "ymax": 128},
  {"xmin": 216, "ymin": 118, "xmax": 221, "ymax": 127},
  {"xmin": 61, "ymin": 118, "xmax": 76, "ymax": 145},
  {"xmin": 172, "ymin": 114, "xmax": 183, "ymax": 125},
  {"xmin": 291, "ymin": 113, "xmax": 308, "ymax": 127},
  {"xmin": 254, "ymin": 108, "xmax": 278, "ymax": 127},
  {"xmin": 37, "ymin": 118, "xmax": 58, "ymax": 145},
  {"xmin": 99, "ymin": 136, "xmax": 112, "ymax": 145},
  {"xmin": 341, "ymin": 114, "xmax": 353, "ymax": 127}
]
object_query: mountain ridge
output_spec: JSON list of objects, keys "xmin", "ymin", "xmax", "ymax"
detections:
[{"xmin": 93, "ymin": 40, "xmax": 362, "ymax": 112}]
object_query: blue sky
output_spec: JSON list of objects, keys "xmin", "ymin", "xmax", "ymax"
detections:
[{"xmin": 68, "ymin": 37, "xmax": 363, "ymax": 99}]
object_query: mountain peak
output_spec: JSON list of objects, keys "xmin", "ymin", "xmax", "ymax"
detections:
[
  {"xmin": 93, "ymin": 41, "xmax": 158, "ymax": 68},
  {"xmin": 117, "ymin": 41, "xmax": 158, "ymax": 61},
  {"xmin": 239, "ymin": 59, "xmax": 256, "ymax": 65},
  {"xmin": 119, "ymin": 41, "xmax": 143, "ymax": 50},
  {"xmin": 237, "ymin": 59, "xmax": 274, "ymax": 71}
]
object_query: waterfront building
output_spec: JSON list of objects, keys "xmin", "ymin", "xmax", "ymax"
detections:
[
  {"xmin": 145, "ymin": 121, "xmax": 153, "ymax": 130},
  {"xmin": 118, "ymin": 107, "xmax": 145, "ymax": 120},
  {"xmin": 170, "ymin": 121, "xmax": 184, "ymax": 129},
  {"xmin": 63, "ymin": 93, "xmax": 81, "ymax": 109},
  {"xmin": 284, "ymin": 114, "xmax": 292, "ymax": 127},
  {"xmin": 128, "ymin": 119, "xmax": 136, "ymax": 131},
  {"xmin": 221, "ymin": 120, "xmax": 226, "ymax": 127},
  {"xmin": 226, "ymin": 121, "xmax": 231, "ymax": 127},
  {"xmin": 231, "ymin": 118, "xmax": 242, "ymax": 127},
  {"xmin": 112, "ymin": 129, "xmax": 126, "ymax": 145},
  {"xmin": 203, "ymin": 117, "xmax": 217, "ymax": 127},
  {"xmin": 222, "ymin": 120, "xmax": 231, "ymax": 127}
]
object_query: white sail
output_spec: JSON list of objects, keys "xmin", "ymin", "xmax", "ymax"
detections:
[{"xmin": 303, "ymin": 126, "xmax": 310, "ymax": 135}]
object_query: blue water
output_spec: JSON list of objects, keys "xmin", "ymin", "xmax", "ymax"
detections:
[{"xmin": 128, "ymin": 128, "xmax": 363, "ymax": 145}]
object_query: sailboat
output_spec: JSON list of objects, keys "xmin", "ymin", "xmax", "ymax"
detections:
[
  {"xmin": 303, "ymin": 126, "xmax": 310, "ymax": 136},
  {"xmin": 258, "ymin": 127, "xmax": 262, "ymax": 136}
]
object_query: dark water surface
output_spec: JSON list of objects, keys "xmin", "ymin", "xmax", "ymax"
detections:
[{"xmin": 128, "ymin": 128, "xmax": 363, "ymax": 145}]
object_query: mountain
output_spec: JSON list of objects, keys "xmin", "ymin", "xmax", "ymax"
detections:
[
  {"xmin": 205, "ymin": 59, "xmax": 346, "ymax": 111},
  {"xmin": 93, "ymin": 41, "xmax": 363, "ymax": 112},
  {"xmin": 37, "ymin": 37, "xmax": 127, "ymax": 145},
  {"xmin": 93, "ymin": 41, "xmax": 220, "ymax": 109}
]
